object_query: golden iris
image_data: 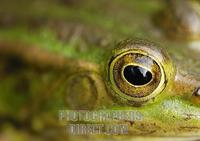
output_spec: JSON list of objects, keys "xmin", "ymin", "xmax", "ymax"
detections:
[{"xmin": 107, "ymin": 39, "xmax": 174, "ymax": 105}]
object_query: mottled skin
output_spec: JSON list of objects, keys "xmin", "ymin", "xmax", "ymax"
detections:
[
  {"xmin": 154, "ymin": 0, "xmax": 200, "ymax": 40},
  {"xmin": 0, "ymin": 0, "xmax": 200, "ymax": 141}
]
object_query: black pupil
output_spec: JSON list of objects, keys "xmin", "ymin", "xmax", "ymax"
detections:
[{"xmin": 123, "ymin": 65, "xmax": 152, "ymax": 86}]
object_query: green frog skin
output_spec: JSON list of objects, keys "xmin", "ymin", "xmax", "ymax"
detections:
[
  {"xmin": 0, "ymin": 0, "xmax": 200, "ymax": 141},
  {"xmin": 0, "ymin": 38, "xmax": 200, "ymax": 139}
]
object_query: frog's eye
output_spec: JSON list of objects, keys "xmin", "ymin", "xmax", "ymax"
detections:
[{"xmin": 107, "ymin": 39, "xmax": 174, "ymax": 105}]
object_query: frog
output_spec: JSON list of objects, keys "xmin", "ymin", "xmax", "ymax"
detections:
[
  {"xmin": 0, "ymin": 0, "xmax": 200, "ymax": 141},
  {"xmin": 153, "ymin": 0, "xmax": 200, "ymax": 40}
]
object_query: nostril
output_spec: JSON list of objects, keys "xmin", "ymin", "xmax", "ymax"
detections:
[{"xmin": 194, "ymin": 87, "xmax": 200, "ymax": 97}]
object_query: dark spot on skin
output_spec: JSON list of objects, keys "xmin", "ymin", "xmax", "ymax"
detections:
[
  {"xmin": 152, "ymin": 97, "xmax": 156, "ymax": 102},
  {"xmin": 194, "ymin": 87, "xmax": 200, "ymax": 97},
  {"xmin": 5, "ymin": 56, "xmax": 25, "ymax": 73},
  {"xmin": 123, "ymin": 65, "xmax": 152, "ymax": 86}
]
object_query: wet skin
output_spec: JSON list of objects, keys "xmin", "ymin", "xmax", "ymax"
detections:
[{"xmin": 0, "ymin": 0, "xmax": 200, "ymax": 140}]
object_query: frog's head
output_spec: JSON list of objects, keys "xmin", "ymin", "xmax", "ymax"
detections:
[
  {"xmin": 1, "ymin": 39, "xmax": 200, "ymax": 136},
  {"xmin": 66, "ymin": 38, "xmax": 200, "ymax": 108},
  {"xmin": 100, "ymin": 39, "xmax": 200, "ymax": 136},
  {"xmin": 64, "ymin": 38, "xmax": 200, "ymax": 136}
]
